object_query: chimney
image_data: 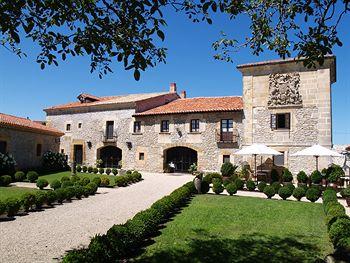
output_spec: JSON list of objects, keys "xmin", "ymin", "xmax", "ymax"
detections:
[
  {"xmin": 169, "ymin": 82, "xmax": 177, "ymax": 93},
  {"xmin": 180, "ymin": 90, "xmax": 187, "ymax": 99}
]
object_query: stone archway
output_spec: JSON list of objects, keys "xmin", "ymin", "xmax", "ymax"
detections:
[
  {"xmin": 97, "ymin": 146, "xmax": 122, "ymax": 168},
  {"xmin": 164, "ymin": 146, "xmax": 198, "ymax": 172}
]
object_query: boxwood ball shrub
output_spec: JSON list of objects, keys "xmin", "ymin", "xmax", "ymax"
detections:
[
  {"xmin": 14, "ymin": 171, "xmax": 25, "ymax": 182},
  {"xmin": 85, "ymin": 182, "xmax": 98, "ymax": 195},
  {"xmin": 212, "ymin": 181, "xmax": 224, "ymax": 194},
  {"xmin": 0, "ymin": 201, "xmax": 6, "ymax": 215},
  {"xmin": 61, "ymin": 175, "xmax": 70, "ymax": 182},
  {"xmin": 93, "ymin": 167, "xmax": 99, "ymax": 174},
  {"xmin": 21, "ymin": 192, "xmax": 36, "ymax": 211},
  {"xmin": 61, "ymin": 180, "xmax": 73, "ymax": 188},
  {"xmin": 234, "ymin": 178, "xmax": 244, "ymax": 190},
  {"xmin": 246, "ymin": 180, "xmax": 256, "ymax": 191},
  {"xmin": 132, "ymin": 171, "xmax": 142, "ymax": 182},
  {"xmin": 306, "ymin": 188, "xmax": 320, "ymax": 202},
  {"xmin": 326, "ymin": 205, "xmax": 348, "ymax": 229},
  {"xmin": 105, "ymin": 168, "xmax": 111, "ymax": 175},
  {"xmin": 112, "ymin": 168, "xmax": 118, "ymax": 175},
  {"xmin": 74, "ymin": 185, "xmax": 84, "ymax": 199},
  {"xmin": 115, "ymin": 176, "xmax": 127, "ymax": 187},
  {"xmin": 65, "ymin": 186, "xmax": 76, "ymax": 200},
  {"xmin": 55, "ymin": 188, "xmax": 66, "ymax": 203},
  {"xmin": 26, "ymin": 171, "xmax": 38, "ymax": 183},
  {"xmin": 329, "ymin": 218, "xmax": 350, "ymax": 248},
  {"xmin": 35, "ymin": 191, "xmax": 48, "ymax": 209},
  {"xmin": 220, "ymin": 162, "xmax": 236, "ymax": 177},
  {"xmin": 297, "ymin": 171, "xmax": 308, "ymax": 184},
  {"xmin": 203, "ymin": 172, "xmax": 222, "ymax": 184},
  {"xmin": 285, "ymin": 182, "xmax": 295, "ymax": 192},
  {"xmin": 36, "ymin": 178, "xmax": 49, "ymax": 190},
  {"xmin": 82, "ymin": 166, "xmax": 88, "ymax": 173},
  {"xmin": 5, "ymin": 198, "xmax": 21, "ymax": 217},
  {"xmin": 293, "ymin": 187, "xmax": 306, "ymax": 201},
  {"xmin": 278, "ymin": 186, "xmax": 293, "ymax": 200},
  {"xmin": 99, "ymin": 168, "xmax": 104, "ymax": 174},
  {"xmin": 263, "ymin": 185, "xmax": 276, "ymax": 199},
  {"xmin": 270, "ymin": 169, "xmax": 279, "ymax": 182},
  {"xmin": 46, "ymin": 190, "xmax": 57, "ymax": 206},
  {"xmin": 92, "ymin": 177, "xmax": 101, "ymax": 187},
  {"xmin": 80, "ymin": 177, "xmax": 90, "ymax": 186},
  {"xmin": 226, "ymin": 183, "xmax": 237, "ymax": 195},
  {"xmin": 76, "ymin": 165, "xmax": 82, "ymax": 172},
  {"xmin": 0, "ymin": 175, "xmax": 12, "ymax": 186},
  {"xmin": 271, "ymin": 182, "xmax": 282, "ymax": 192},
  {"xmin": 88, "ymin": 166, "xmax": 93, "ymax": 173},
  {"xmin": 282, "ymin": 168, "xmax": 293, "ymax": 182},
  {"xmin": 100, "ymin": 176, "xmax": 110, "ymax": 187},
  {"xmin": 258, "ymin": 182, "xmax": 267, "ymax": 192},
  {"xmin": 311, "ymin": 170, "xmax": 322, "ymax": 184},
  {"xmin": 201, "ymin": 181, "xmax": 210, "ymax": 194}
]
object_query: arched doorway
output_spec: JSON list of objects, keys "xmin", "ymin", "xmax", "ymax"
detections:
[
  {"xmin": 98, "ymin": 146, "xmax": 122, "ymax": 168},
  {"xmin": 165, "ymin": 147, "xmax": 198, "ymax": 172}
]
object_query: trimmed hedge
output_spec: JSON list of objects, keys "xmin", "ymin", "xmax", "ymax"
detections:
[
  {"xmin": 14, "ymin": 171, "xmax": 26, "ymax": 182},
  {"xmin": 263, "ymin": 185, "xmax": 275, "ymax": 199},
  {"xmin": 203, "ymin": 172, "xmax": 222, "ymax": 184},
  {"xmin": 0, "ymin": 175, "xmax": 11, "ymax": 186},
  {"xmin": 257, "ymin": 182, "xmax": 267, "ymax": 192},
  {"xmin": 226, "ymin": 183, "xmax": 237, "ymax": 195},
  {"xmin": 278, "ymin": 186, "xmax": 292, "ymax": 200},
  {"xmin": 234, "ymin": 178, "xmax": 244, "ymax": 190},
  {"xmin": 282, "ymin": 168, "xmax": 293, "ymax": 182},
  {"xmin": 62, "ymin": 182, "xmax": 196, "ymax": 262},
  {"xmin": 36, "ymin": 178, "xmax": 49, "ymax": 190},
  {"xmin": 212, "ymin": 180, "xmax": 224, "ymax": 194},
  {"xmin": 246, "ymin": 180, "xmax": 256, "ymax": 191},
  {"xmin": 305, "ymin": 188, "xmax": 320, "ymax": 202},
  {"xmin": 292, "ymin": 187, "xmax": 306, "ymax": 201},
  {"xmin": 297, "ymin": 171, "xmax": 308, "ymax": 184}
]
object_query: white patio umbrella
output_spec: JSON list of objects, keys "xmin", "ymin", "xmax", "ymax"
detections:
[
  {"xmin": 291, "ymin": 144, "xmax": 342, "ymax": 170},
  {"xmin": 234, "ymin": 143, "xmax": 282, "ymax": 179}
]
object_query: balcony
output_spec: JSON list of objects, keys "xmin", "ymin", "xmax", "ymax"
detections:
[
  {"xmin": 216, "ymin": 129, "xmax": 239, "ymax": 143},
  {"xmin": 102, "ymin": 131, "xmax": 117, "ymax": 143}
]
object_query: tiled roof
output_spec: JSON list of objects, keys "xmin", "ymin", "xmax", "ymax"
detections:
[
  {"xmin": 44, "ymin": 92, "xmax": 169, "ymax": 111},
  {"xmin": 0, "ymin": 113, "xmax": 64, "ymax": 136},
  {"xmin": 134, "ymin": 96, "xmax": 243, "ymax": 116}
]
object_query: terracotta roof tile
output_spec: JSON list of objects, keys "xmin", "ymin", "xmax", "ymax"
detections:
[
  {"xmin": 0, "ymin": 113, "xmax": 64, "ymax": 136},
  {"xmin": 134, "ymin": 96, "xmax": 243, "ymax": 116}
]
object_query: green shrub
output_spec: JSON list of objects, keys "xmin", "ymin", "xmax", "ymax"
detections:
[
  {"xmin": 293, "ymin": 187, "xmax": 306, "ymax": 201},
  {"xmin": 115, "ymin": 176, "xmax": 127, "ymax": 187},
  {"xmin": 61, "ymin": 175, "xmax": 70, "ymax": 182},
  {"xmin": 310, "ymin": 185, "xmax": 322, "ymax": 196},
  {"xmin": 112, "ymin": 168, "xmax": 118, "ymax": 175},
  {"xmin": 323, "ymin": 189, "xmax": 338, "ymax": 205},
  {"xmin": 76, "ymin": 165, "xmax": 82, "ymax": 172},
  {"xmin": 74, "ymin": 185, "xmax": 84, "ymax": 199},
  {"xmin": 27, "ymin": 171, "xmax": 38, "ymax": 183},
  {"xmin": 285, "ymin": 182, "xmax": 295, "ymax": 192},
  {"xmin": 14, "ymin": 171, "xmax": 25, "ymax": 182},
  {"xmin": 85, "ymin": 182, "xmax": 98, "ymax": 195},
  {"xmin": 212, "ymin": 181, "xmax": 224, "ymax": 194},
  {"xmin": 55, "ymin": 188, "xmax": 66, "ymax": 203},
  {"xmin": 100, "ymin": 176, "xmax": 110, "ymax": 187},
  {"xmin": 271, "ymin": 182, "xmax": 282, "ymax": 192},
  {"xmin": 278, "ymin": 186, "xmax": 293, "ymax": 200},
  {"xmin": 5, "ymin": 198, "xmax": 21, "ymax": 216},
  {"xmin": 220, "ymin": 162, "xmax": 236, "ymax": 177},
  {"xmin": 125, "ymin": 173, "xmax": 134, "ymax": 184},
  {"xmin": 80, "ymin": 177, "xmax": 90, "ymax": 186},
  {"xmin": 263, "ymin": 185, "xmax": 275, "ymax": 199},
  {"xmin": 201, "ymin": 181, "xmax": 210, "ymax": 194},
  {"xmin": 282, "ymin": 168, "xmax": 293, "ymax": 182},
  {"xmin": 21, "ymin": 193, "xmax": 36, "ymax": 211},
  {"xmin": 92, "ymin": 177, "xmax": 101, "ymax": 187},
  {"xmin": 324, "ymin": 201, "xmax": 342, "ymax": 215},
  {"xmin": 0, "ymin": 175, "xmax": 12, "ymax": 186},
  {"xmin": 65, "ymin": 186, "xmax": 76, "ymax": 200},
  {"xmin": 327, "ymin": 164, "xmax": 345, "ymax": 183},
  {"xmin": 226, "ymin": 183, "xmax": 237, "ymax": 195},
  {"xmin": 36, "ymin": 178, "xmax": 49, "ymax": 190},
  {"xmin": 306, "ymin": 188, "xmax": 319, "ymax": 202},
  {"xmin": 234, "ymin": 178, "xmax": 244, "ymax": 190},
  {"xmin": 310, "ymin": 170, "xmax": 322, "ymax": 184},
  {"xmin": 93, "ymin": 167, "xmax": 98, "ymax": 174},
  {"xmin": 105, "ymin": 168, "xmax": 111, "ymax": 175},
  {"xmin": 99, "ymin": 168, "xmax": 104, "ymax": 174},
  {"xmin": 50, "ymin": 179, "xmax": 61, "ymax": 190},
  {"xmin": 270, "ymin": 169, "xmax": 279, "ymax": 182},
  {"xmin": 0, "ymin": 201, "xmax": 6, "ymax": 215},
  {"xmin": 329, "ymin": 218, "xmax": 350, "ymax": 248},
  {"xmin": 203, "ymin": 172, "xmax": 222, "ymax": 184},
  {"xmin": 297, "ymin": 171, "xmax": 308, "ymax": 184},
  {"xmin": 82, "ymin": 166, "xmax": 88, "ymax": 173},
  {"xmin": 70, "ymin": 175, "xmax": 80, "ymax": 183},
  {"xmin": 341, "ymin": 187, "xmax": 350, "ymax": 198},
  {"xmin": 61, "ymin": 180, "xmax": 73, "ymax": 188},
  {"xmin": 246, "ymin": 180, "xmax": 256, "ymax": 191},
  {"xmin": 83, "ymin": 187, "xmax": 90, "ymax": 198},
  {"xmin": 258, "ymin": 182, "xmax": 267, "ymax": 192},
  {"xmin": 0, "ymin": 153, "xmax": 16, "ymax": 176},
  {"xmin": 42, "ymin": 151, "xmax": 69, "ymax": 172},
  {"xmin": 46, "ymin": 191, "xmax": 57, "ymax": 206},
  {"xmin": 326, "ymin": 205, "xmax": 348, "ymax": 229},
  {"xmin": 132, "ymin": 171, "xmax": 142, "ymax": 182},
  {"xmin": 88, "ymin": 166, "xmax": 93, "ymax": 173},
  {"xmin": 34, "ymin": 191, "xmax": 47, "ymax": 209}
]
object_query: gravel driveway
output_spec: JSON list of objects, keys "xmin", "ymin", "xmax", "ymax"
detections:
[{"xmin": 0, "ymin": 172, "xmax": 192, "ymax": 263}]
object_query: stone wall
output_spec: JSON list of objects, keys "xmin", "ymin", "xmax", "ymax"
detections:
[{"xmin": 0, "ymin": 127, "xmax": 60, "ymax": 169}]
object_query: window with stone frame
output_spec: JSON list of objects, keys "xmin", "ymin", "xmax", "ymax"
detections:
[
  {"xmin": 223, "ymin": 155, "xmax": 231, "ymax": 163},
  {"xmin": 190, "ymin": 119, "xmax": 200, "ymax": 132},
  {"xmin": 161, "ymin": 120, "xmax": 169, "ymax": 132},
  {"xmin": 78, "ymin": 122, "xmax": 82, "ymax": 129},
  {"xmin": 66, "ymin": 123, "xmax": 71, "ymax": 131},
  {"xmin": 139, "ymin": 152, "xmax": 145, "ymax": 160},
  {"xmin": 271, "ymin": 113, "xmax": 290, "ymax": 130},
  {"xmin": 36, "ymin": 144, "xmax": 42, "ymax": 157},
  {"xmin": 133, "ymin": 121, "xmax": 142, "ymax": 133},
  {"xmin": 0, "ymin": 141, "xmax": 7, "ymax": 154}
]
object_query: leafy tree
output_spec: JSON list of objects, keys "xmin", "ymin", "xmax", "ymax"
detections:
[{"xmin": 1, "ymin": 0, "xmax": 348, "ymax": 80}]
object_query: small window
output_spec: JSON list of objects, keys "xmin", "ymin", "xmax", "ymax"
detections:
[
  {"xmin": 78, "ymin": 123, "xmax": 82, "ymax": 129},
  {"xmin": 0, "ymin": 141, "xmax": 7, "ymax": 154},
  {"xmin": 274, "ymin": 152, "xmax": 285, "ymax": 166},
  {"xmin": 190, "ymin": 119, "xmax": 200, "ymax": 132},
  {"xmin": 61, "ymin": 149, "xmax": 64, "ymax": 154},
  {"xmin": 223, "ymin": 155, "xmax": 230, "ymax": 163},
  {"xmin": 161, "ymin": 120, "xmax": 169, "ymax": 132},
  {"xmin": 66, "ymin": 123, "xmax": 71, "ymax": 131},
  {"xmin": 221, "ymin": 119, "xmax": 234, "ymax": 132},
  {"xmin": 271, "ymin": 113, "xmax": 290, "ymax": 130},
  {"xmin": 36, "ymin": 144, "xmax": 42, "ymax": 157},
  {"xmin": 106, "ymin": 121, "xmax": 114, "ymax": 139},
  {"xmin": 133, "ymin": 121, "xmax": 141, "ymax": 133},
  {"xmin": 139, "ymin": 152, "xmax": 145, "ymax": 160}
]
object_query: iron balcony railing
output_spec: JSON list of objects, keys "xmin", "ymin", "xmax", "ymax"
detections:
[
  {"xmin": 216, "ymin": 129, "xmax": 239, "ymax": 143},
  {"xmin": 102, "ymin": 131, "xmax": 117, "ymax": 143}
]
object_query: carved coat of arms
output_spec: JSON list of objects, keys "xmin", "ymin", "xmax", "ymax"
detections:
[{"xmin": 267, "ymin": 72, "xmax": 302, "ymax": 107}]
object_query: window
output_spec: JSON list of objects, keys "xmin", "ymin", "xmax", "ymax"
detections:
[
  {"xmin": 36, "ymin": 144, "xmax": 42, "ymax": 157},
  {"xmin": 223, "ymin": 155, "xmax": 230, "ymax": 163},
  {"xmin": 221, "ymin": 119, "xmax": 234, "ymax": 132},
  {"xmin": 271, "ymin": 113, "xmax": 290, "ymax": 130},
  {"xmin": 190, "ymin": 119, "xmax": 200, "ymax": 132},
  {"xmin": 161, "ymin": 120, "xmax": 169, "ymax": 132},
  {"xmin": 274, "ymin": 152, "xmax": 285, "ymax": 166},
  {"xmin": 133, "ymin": 121, "xmax": 141, "ymax": 133},
  {"xmin": 61, "ymin": 149, "xmax": 64, "ymax": 154},
  {"xmin": 78, "ymin": 123, "xmax": 82, "ymax": 129},
  {"xmin": 106, "ymin": 121, "xmax": 114, "ymax": 139},
  {"xmin": 0, "ymin": 141, "xmax": 7, "ymax": 154},
  {"xmin": 139, "ymin": 152, "xmax": 145, "ymax": 160},
  {"xmin": 66, "ymin": 123, "xmax": 71, "ymax": 131}
]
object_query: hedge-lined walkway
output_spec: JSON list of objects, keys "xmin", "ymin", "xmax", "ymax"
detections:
[{"xmin": 0, "ymin": 172, "xmax": 192, "ymax": 263}]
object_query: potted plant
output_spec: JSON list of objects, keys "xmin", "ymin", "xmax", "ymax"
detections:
[
  {"xmin": 282, "ymin": 168, "xmax": 293, "ymax": 185},
  {"xmin": 328, "ymin": 165, "xmax": 344, "ymax": 189},
  {"xmin": 296, "ymin": 170, "xmax": 308, "ymax": 187},
  {"xmin": 341, "ymin": 188, "xmax": 350, "ymax": 207},
  {"xmin": 310, "ymin": 170, "xmax": 322, "ymax": 186},
  {"xmin": 193, "ymin": 172, "xmax": 203, "ymax": 194}
]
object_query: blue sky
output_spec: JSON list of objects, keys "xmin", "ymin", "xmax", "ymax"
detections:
[{"xmin": 0, "ymin": 9, "xmax": 349, "ymax": 144}]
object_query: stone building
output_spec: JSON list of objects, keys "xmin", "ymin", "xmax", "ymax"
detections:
[
  {"xmin": 45, "ymin": 56, "xmax": 337, "ymax": 175},
  {"xmin": 0, "ymin": 113, "xmax": 63, "ymax": 169}
]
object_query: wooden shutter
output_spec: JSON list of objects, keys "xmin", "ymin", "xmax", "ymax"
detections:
[
  {"xmin": 270, "ymin": 114, "xmax": 277, "ymax": 130},
  {"xmin": 285, "ymin": 113, "xmax": 291, "ymax": 129}
]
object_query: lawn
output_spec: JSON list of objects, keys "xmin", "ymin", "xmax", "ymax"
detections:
[
  {"xmin": 0, "ymin": 186, "xmax": 39, "ymax": 202},
  {"xmin": 39, "ymin": 171, "xmax": 116, "ymax": 187},
  {"xmin": 138, "ymin": 195, "xmax": 333, "ymax": 263}
]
